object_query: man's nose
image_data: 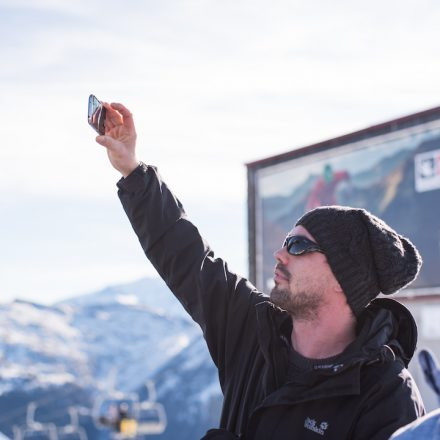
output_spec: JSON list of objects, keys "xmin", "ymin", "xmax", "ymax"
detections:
[{"xmin": 274, "ymin": 246, "xmax": 289, "ymax": 265}]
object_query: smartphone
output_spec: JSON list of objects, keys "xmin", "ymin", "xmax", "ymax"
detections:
[{"xmin": 88, "ymin": 94, "xmax": 106, "ymax": 135}]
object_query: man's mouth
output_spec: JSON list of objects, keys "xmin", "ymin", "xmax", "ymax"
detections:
[{"xmin": 274, "ymin": 264, "xmax": 291, "ymax": 282}]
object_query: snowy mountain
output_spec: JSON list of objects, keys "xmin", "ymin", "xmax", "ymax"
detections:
[
  {"xmin": 0, "ymin": 281, "xmax": 199, "ymax": 393},
  {"xmin": 67, "ymin": 301, "xmax": 197, "ymax": 392},
  {"xmin": 0, "ymin": 300, "xmax": 87, "ymax": 394},
  {"xmin": 0, "ymin": 278, "xmax": 222, "ymax": 439}
]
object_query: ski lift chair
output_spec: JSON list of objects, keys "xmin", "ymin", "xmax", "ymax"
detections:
[
  {"xmin": 14, "ymin": 425, "xmax": 57, "ymax": 440},
  {"xmin": 136, "ymin": 401, "xmax": 167, "ymax": 435},
  {"xmin": 93, "ymin": 395, "xmax": 138, "ymax": 437}
]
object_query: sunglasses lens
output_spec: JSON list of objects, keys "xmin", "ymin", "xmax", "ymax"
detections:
[
  {"xmin": 285, "ymin": 237, "xmax": 304, "ymax": 254},
  {"xmin": 284, "ymin": 236, "xmax": 321, "ymax": 255}
]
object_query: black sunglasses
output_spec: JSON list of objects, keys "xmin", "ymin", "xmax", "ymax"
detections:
[{"xmin": 283, "ymin": 235, "xmax": 324, "ymax": 256}]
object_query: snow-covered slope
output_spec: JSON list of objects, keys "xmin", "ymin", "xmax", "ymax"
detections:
[
  {"xmin": 68, "ymin": 301, "xmax": 198, "ymax": 392},
  {"xmin": 0, "ymin": 277, "xmax": 220, "ymax": 439},
  {"xmin": 0, "ymin": 300, "xmax": 87, "ymax": 394},
  {"xmin": 0, "ymin": 278, "xmax": 202, "ymax": 393}
]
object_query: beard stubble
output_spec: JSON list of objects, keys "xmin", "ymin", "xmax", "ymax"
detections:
[{"xmin": 270, "ymin": 264, "xmax": 323, "ymax": 321}]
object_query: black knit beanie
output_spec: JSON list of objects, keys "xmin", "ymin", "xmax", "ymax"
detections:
[{"xmin": 296, "ymin": 206, "xmax": 422, "ymax": 316}]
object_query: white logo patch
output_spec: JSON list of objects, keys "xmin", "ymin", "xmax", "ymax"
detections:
[{"xmin": 304, "ymin": 417, "xmax": 329, "ymax": 436}]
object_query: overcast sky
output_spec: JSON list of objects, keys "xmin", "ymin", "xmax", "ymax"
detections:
[{"xmin": 2, "ymin": 0, "xmax": 440, "ymax": 304}]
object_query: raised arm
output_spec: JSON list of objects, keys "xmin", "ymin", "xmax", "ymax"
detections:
[{"xmin": 95, "ymin": 103, "xmax": 264, "ymax": 380}]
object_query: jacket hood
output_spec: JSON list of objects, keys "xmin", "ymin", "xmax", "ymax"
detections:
[{"xmin": 354, "ymin": 297, "xmax": 417, "ymax": 368}]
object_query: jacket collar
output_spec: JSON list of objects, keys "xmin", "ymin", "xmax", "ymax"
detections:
[
  {"xmin": 259, "ymin": 362, "xmax": 362, "ymax": 408},
  {"xmin": 254, "ymin": 296, "xmax": 412, "ymax": 403}
]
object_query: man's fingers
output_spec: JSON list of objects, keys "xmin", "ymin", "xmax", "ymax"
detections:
[
  {"xmin": 105, "ymin": 118, "xmax": 115, "ymax": 131},
  {"xmin": 110, "ymin": 103, "xmax": 135, "ymax": 130},
  {"xmin": 95, "ymin": 135, "xmax": 109, "ymax": 147},
  {"xmin": 96, "ymin": 135, "xmax": 119, "ymax": 151},
  {"xmin": 110, "ymin": 102, "xmax": 131, "ymax": 116},
  {"xmin": 103, "ymin": 102, "xmax": 123, "ymax": 126}
]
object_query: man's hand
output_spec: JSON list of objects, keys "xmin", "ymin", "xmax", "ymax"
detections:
[{"xmin": 95, "ymin": 102, "xmax": 139, "ymax": 177}]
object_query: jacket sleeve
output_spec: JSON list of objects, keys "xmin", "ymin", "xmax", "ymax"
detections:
[
  {"xmin": 117, "ymin": 163, "xmax": 265, "ymax": 383},
  {"xmin": 351, "ymin": 365, "xmax": 425, "ymax": 440}
]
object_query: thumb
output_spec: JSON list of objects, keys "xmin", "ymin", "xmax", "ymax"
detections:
[{"xmin": 95, "ymin": 135, "xmax": 119, "ymax": 151}]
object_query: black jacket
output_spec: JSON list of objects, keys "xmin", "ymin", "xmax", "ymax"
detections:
[{"xmin": 117, "ymin": 164, "xmax": 425, "ymax": 440}]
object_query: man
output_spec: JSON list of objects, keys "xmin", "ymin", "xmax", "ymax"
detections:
[{"xmin": 96, "ymin": 102, "xmax": 425, "ymax": 439}]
